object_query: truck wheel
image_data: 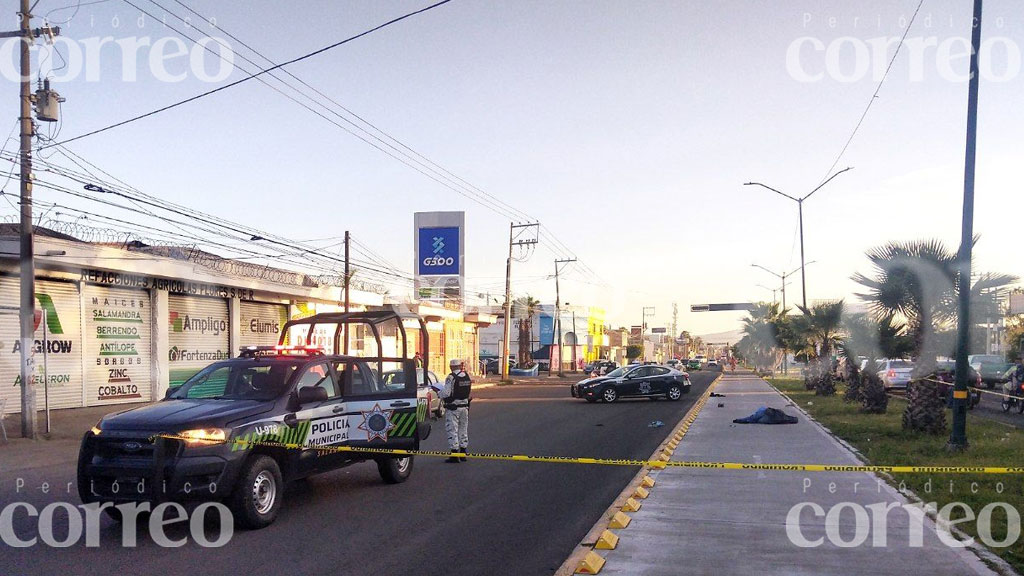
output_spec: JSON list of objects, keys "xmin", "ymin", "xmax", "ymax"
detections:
[
  {"xmin": 378, "ymin": 456, "xmax": 414, "ymax": 484},
  {"xmin": 229, "ymin": 455, "xmax": 283, "ymax": 529}
]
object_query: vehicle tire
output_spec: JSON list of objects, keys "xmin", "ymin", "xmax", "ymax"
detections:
[
  {"xmin": 378, "ymin": 456, "xmax": 414, "ymax": 484},
  {"xmin": 601, "ymin": 386, "xmax": 619, "ymax": 403},
  {"xmin": 1002, "ymin": 398, "xmax": 1012, "ymax": 412},
  {"xmin": 1018, "ymin": 401, "xmax": 1024, "ymax": 415},
  {"xmin": 229, "ymin": 455, "xmax": 284, "ymax": 530},
  {"xmin": 666, "ymin": 384, "xmax": 683, "ymax": 401}
]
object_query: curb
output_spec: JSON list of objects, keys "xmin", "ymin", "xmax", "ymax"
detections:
[{"xmin": 555, "ymin": 373, "xmax": 723, "ymax": 575}]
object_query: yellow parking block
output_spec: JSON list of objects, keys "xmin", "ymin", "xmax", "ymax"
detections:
[
  {"xmin": 641, "ymin": 475, "xmax": 656, "ymax": 488},
  {"xmin": 595, "ymin": 530, "xmax": 620, "ymax": 550},
  {"xmin": 621, "ymin": 497, "xmax": 642, "ymax": 512},
  {"xmin": 609, "ymin": 511, "xmax": 632, "ymax": 529},
  {"xmin": 633, "ymin": 486, "xmax": 650, "ymax": 499},
  {"xmin": 575, "ymin": 551, "xmax": 606, "ymax": 574}
]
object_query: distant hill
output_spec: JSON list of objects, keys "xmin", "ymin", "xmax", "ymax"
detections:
[{"xmin": 695, "ymin": 329, "xmax": 744, "ymax": 345}]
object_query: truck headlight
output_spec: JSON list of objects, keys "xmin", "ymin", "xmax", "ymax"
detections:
[
  {"xmin": 90, "ymin": 420, "xmax": 102, "ymax": 436},
  {"xmin": 178, "ymin": 428, "xmax": 228, "ymax": 446}
]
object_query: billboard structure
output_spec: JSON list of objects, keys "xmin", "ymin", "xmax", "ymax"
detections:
[{"xmin": 414, "ymin": 212, "xmax": 465, "ymax": 308}]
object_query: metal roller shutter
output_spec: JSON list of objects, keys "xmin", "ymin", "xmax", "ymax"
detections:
[
  {"xmin": 239, "ymin": 301, "xmax": 288, "ymax": 348},
  {"xmin": 0, "ymin": 277, "xmax": 83, "ymax": 413},
  {"xmin": 84, "ymin": 284, "xmax": 152, "ymax": 406},
  {"xmin": 168, "ymin": 295, "xmax": 229, "ymax": 388}
]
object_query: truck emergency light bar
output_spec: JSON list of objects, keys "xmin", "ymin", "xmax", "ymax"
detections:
[{"xmin": 239, "ymin": 345, "xmax": 325, "ymax": 358}]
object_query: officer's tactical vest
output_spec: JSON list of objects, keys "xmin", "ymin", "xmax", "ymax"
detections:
[{"xmin": 447, "ymin": 371, "xmax": 471, "ymax": 406}]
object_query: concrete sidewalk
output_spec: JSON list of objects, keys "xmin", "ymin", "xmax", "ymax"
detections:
[{"xmin": 596, "ymin": 374, "xmax": 1004, "ymax": 576}]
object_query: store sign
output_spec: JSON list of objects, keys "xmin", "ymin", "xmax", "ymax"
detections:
[
  {"xmin": 240, "ymin": 302, "xmax": 288, "ymax": 348},
  {"xmin": 417, "ymin": 227, "xmax": 460, "ymax": 276},
  {"xmin": 82, "ymin": 269, "xmax": 255, "ymax": 301},
  {"xmin": 1, "ymin": 279, "xmax": 84, "ymax": 413},
  {"xmin": 168, "ymin": 296, "xmax": 229, "ymax": 388},
  {"xmin": 414, "ymin": 212, "xmax": 465, "ymax": 307},
  {"xmin": 85, "ymin": 285, "xmax": 151, "ymax": 404}
]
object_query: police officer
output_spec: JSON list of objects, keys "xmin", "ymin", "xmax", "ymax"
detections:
[{"xmin": 440, "ymin": 358, "xmax": 472, "ymax": 463}]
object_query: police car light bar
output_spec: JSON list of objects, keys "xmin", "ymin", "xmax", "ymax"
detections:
[{"xmin": 239, "ymin": 345, "xmax": 325, "ymax": 358}]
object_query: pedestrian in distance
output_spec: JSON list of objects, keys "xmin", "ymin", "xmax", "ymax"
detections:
[{"xmin": 441, "ymin": 358, "xmax": 472, "ymax": 463}]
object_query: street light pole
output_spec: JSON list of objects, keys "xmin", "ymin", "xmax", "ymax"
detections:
[
  {"xmin": 949, "ymin": 0, "xmax": 984, "ymax": 451},
  {"xmin": 745, "ymin": 167, "xmax": 852, "ymax": 310}
]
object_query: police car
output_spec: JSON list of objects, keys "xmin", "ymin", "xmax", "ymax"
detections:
[
  {"xmin": 571, "ymin": 364, "xmax": 691, "ymax": 403},
  {"xmin": 78, "ymin": 310, "xmax": 430, "ymax": 529}
]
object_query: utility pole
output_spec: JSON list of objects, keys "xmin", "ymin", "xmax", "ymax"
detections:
[
  {"xmin": 343, "ymin": 230, "xmax": 350, "ymax": 354},
  {"xmin": 949, "ymin": 0, "xmax": 984, "ymax": 451},
  {"xmin": 671, "ymin": 303, "xmax": 678, "ymax": 360},
  {"xmin": 642, "ymin": 307, "xmax": 655, "ymax": 361},
  {"xmin": 18, "ymin": 0, "xmax": 35, "ymax": 439},
  {"xmin": 3, "ymin": 2, "xmax": 61, "ymax": 438},
  {"xmin": 745, "ymin": 167, "xmax": 853, "ymax": 310},
  {"xmin": 553, "ymin": 258, "xmax": 575, "ymax": 377},
  {"xmin": 501, "ymin": 222, "xmax": 539, "ymax": 379}
]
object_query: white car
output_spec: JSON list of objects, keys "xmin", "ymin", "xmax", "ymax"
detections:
[
  {"xmin": 707, "ymin": 359, "xmax": 719, "ymax": 367},
  {"xmin": 877, "ymin": 359, "xmax": 914, "ymax": 389}
]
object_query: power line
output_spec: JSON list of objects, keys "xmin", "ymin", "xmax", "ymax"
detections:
[
  {"xmin": 168, "ymin": 0, "xmax": 534, "ymax": 224},
  {"xmin": 43, "ymin": 0, "xmax": 453, "ymax": 148},
  {"xmin": 816, "ymin": 0, "xmax": 926, "ymax": 185}
]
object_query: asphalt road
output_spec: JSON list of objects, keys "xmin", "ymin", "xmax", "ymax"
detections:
[
  {"xmin": 3, "ymin": 370, "xmax": 719, "ymax": 575},
  {"xmin": 971, "ymin": 388, "xmax": 1024, "ymax": 428}
]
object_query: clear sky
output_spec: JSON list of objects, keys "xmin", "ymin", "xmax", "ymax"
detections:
[{"xmin": 1, "ymin": 0, "xmax": 1020, "ymax": 336}]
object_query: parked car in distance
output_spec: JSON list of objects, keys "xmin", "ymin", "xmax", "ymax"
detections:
[
  {"xmin": 934, "ymin": 361, "xmax": 982, "ymax": 409},
  {"xmin": 687, "ymin": 358, "xmax": 702, "ymax": 371},
  {"xmin": 483, "ymin": 357, "xmax": 516, "ymax": 374},
  {"xmin": 665, "ymin": 359, "xmax": 683, "ymax": 371},
  {"xmin": 877, "ymin": 359, "xmax": 914, "ymax": 389},
  {"xmin": 571, "ymin": 365, "xmax": 691, "ymax": 403},
  {"xmin": 383, "ymin": 368, "xmax": 443, "ymax": 418},
  {"xmin": 584, "ymin": 360, "xmax": 619, "ymax": 375},
  {"xmin": 707, "ymin": 359, "xmax": 719, "ymax": 367},
  {"xmin": 968, "ymin": 355, "xmax": 1012, "ymax": 389}
]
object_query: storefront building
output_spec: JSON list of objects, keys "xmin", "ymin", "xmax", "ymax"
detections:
[{"xmin": 0, "ymin": 230, "xmax": 488, "ymax": 414}]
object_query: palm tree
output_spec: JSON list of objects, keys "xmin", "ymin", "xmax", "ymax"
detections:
[
  {"xmin": 739, "ymin": 302, "xmax": 785, "ymax": 373},
  {"xmin": 797, "ymin": 300, "xmax": 845, "ymax": 359},
  {"xmin": 795, "ymin": 301, "xmax": 845, "ymax": 396},
  {"xmin": 839, "ymin": 313, "xmax": 890, "ymax": 412},
  {"xmin": 853, "ymin": 238, "xmax": 1017, "ymax": 432},
  {"xmin": 513, "ymin": 295, "xmax": 540, "ymax": 367},
  {"xmin": 852, "ymin": 239, "xmax": 958, "ymax": 375}
]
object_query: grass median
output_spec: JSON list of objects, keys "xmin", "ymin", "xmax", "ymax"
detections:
[{"xmin": 769, "ymin": 377, "xmax": 1024, "ymax": 573}]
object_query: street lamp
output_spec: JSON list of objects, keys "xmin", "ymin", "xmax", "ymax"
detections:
[
  {"xmin": 744, "ymin": 167, "xmax": 853, "ymax": 309},
  {"xmin": 756, "ymin": 282, "xmax": 790, "ymax": 305},
  {"xmin": 751, "ymin": 262, "xmax": 814, "ymax": 311}
]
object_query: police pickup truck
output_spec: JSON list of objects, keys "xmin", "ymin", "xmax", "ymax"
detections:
[{"xmin": 78, "ymin": 310, "xmax": 430, "ymax": 529}]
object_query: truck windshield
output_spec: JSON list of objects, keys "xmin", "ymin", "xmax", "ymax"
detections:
[{"xmin": 169, "ymin": 360, "xmax": 301, "ymax": 401}]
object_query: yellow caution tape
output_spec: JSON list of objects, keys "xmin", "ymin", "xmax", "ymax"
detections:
[{"xmin": 148, "ymin": 433, "xmax": 1024, "ymax": 474}]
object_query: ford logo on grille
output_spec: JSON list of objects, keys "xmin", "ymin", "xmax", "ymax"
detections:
[{"xmin": 123, "ymin": 441, "xmax": 143, "ymax": 452}]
